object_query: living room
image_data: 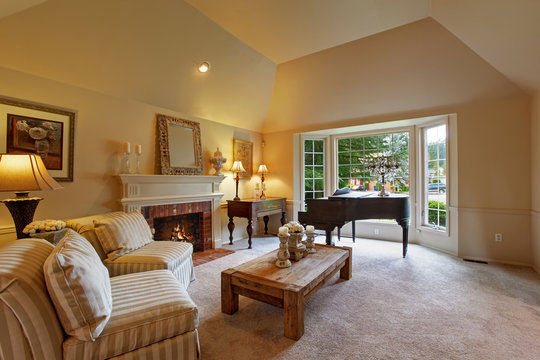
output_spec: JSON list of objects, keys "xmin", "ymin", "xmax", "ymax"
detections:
[{"xmin": 0, "ymin": 0, "xmax": 539, "ymax": 359}]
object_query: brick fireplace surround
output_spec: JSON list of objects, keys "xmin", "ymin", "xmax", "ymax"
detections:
[
  {"xmin": 142, "ymin": 201, "xmax": 212, "ymax": 251},
  {"xmin": 118, "ymin": 174, "xmax": 225, "ymax": 249}
]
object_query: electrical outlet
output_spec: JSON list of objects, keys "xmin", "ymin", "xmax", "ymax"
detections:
[
  {"xmin": 495, "ymin": 233, "xmax": 502, "ymax": 242},
  {"xmin": 374, "ymin": 228, "xmax": 380, "ymax": 235}
]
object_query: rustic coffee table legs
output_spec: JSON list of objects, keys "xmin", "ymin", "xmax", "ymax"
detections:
[
  {"xmin": 283, "ymin": 287, "xmax": 304, "ymax": 340},
  {"xmin": 221, "ymin": 269, "xmax": 238, "ymax": 314}
]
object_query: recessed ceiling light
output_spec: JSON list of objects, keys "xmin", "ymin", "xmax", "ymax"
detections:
[{"xmin": 198, "ymin": 62, "xmax": 210, "ymax": 73}]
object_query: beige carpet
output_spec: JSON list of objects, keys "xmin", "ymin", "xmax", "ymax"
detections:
[{"xmin": 187, "ymin": 236, "xmax": 540, "ymax": 360}]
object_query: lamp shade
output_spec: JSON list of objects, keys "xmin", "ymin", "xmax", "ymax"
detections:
[
  {"xmin": 257, "ymin": 164, "xmax": 268, "ymax": 174},
  {"xmin": 230, "ymin": 161, "xmax": 246, "ymax": 173},
  {"xmin": 0, "ymin": 154, "xmax": 62, "ymax": 192}
]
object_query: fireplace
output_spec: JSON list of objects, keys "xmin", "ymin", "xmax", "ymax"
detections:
[
  {"xmin": 118, "ymin": 174, "xmax": 225, "ymax": 249},
  {"xmin": 141, "ymin": 201, "xmax": 212, "ymax": 252}
]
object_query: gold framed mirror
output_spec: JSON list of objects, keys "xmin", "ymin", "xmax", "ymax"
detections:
[{"xmin": 157, "ymin": 114, "xmax": 202, "ymax": 175}]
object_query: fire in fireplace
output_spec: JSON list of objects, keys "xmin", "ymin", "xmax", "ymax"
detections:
[{"xmin": 153, "ymin": 214, "xmax": 201, "ymax": 252}]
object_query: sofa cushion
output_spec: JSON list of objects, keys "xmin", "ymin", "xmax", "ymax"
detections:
[
  {"xmin": 63, "ymin": 270, "xmax": 199, "ymax": 360},
  {"xmin": 93, "ymin": 211, "xmax": 153, "ymax": 260},
  {"xmin": 104, "ymin": 240, "xmax": 194, "ymax": 285},
  {"xmin": 0, "ymin": 239, "xmax": 64, "ymax": 360},
  {"xmin": 44, "ymin": 230, "xmax": 112, "ymax": 341}
]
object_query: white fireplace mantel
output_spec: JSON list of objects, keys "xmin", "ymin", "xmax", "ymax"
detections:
[{"xmin": 118, "ymin": 174, "xmax": 226, "ymax": 247}]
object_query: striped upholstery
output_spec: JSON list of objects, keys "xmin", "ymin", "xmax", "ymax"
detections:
[
  {"xmin": 93, "ymin": 211, "xmax": 154, "ymax": 261},
  {"xmin": 105, "ymin": 241, "xmax": 195, "ymax": 289},
  {"xmin": 66, "ymin": 213, "xmax": 124, "ymax": 260},
  {"xmin": 63, "ymin": 270, "xmax": 199, "ymax": 360},
  {"xmin": 110, "ymin": 331, "xmax": 200, "ymax": 360},
  {"xmin": 0, "ymin": 239, "xmax": 64, "ymax": 360},
  {"xmin": 44, "ymin": 230, "xmax": 113, "ymax": 341},
  {"xmin": 67, "ymin": 212, "xmax": 196, "ymax": 288}
]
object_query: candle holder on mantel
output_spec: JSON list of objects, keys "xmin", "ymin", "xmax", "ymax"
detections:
[
  {"xmin": 366, "ymin": 155, "xmax": 399, "ymax": 197},
  {"xmin": 121, "ymin": 141, "xmax": 132, "ymax": 174}
]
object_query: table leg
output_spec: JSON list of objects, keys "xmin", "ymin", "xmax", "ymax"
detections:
[
  {"xmin": 340, "ymin": 246, "xmax": 352, "ymax": 280},
  {"xmin": 281, "ymin": 211, "xmax": 287, "ymax": 226},
  {"xmin": 283, "ymin": 289, "xmax": 304, "ymax": 340},
  {"xmin": 247, "ymin": 218, "xmax": 253, "ymax": 249},
  {"xmin": 263, "ymin": 215, "xmax": 270, "ymax": 234},
  {"xmin": 228, "ymin": 217, "xmax": 235, "ymax": 245},
  {"xmin": 398, "ymin": 219, "xmax": 409, "ymax": 257},
  {"xmin": 221, "ymin": 270, "xmax": 238, "ymax": 314}
]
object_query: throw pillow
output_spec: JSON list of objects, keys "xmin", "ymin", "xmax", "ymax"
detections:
[
  {"xmin": 43, "ymin": 229, "xmax": 112, "ymax": 341},
  {"xmin": 333, "ymin": 187, "xmax": 351, "ymax": 195},
  {"xmin": 93, "ymin": 211, "xmax": 153, "ymax": 261}
]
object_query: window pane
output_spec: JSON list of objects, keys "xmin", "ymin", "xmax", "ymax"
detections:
[
  {"xmin": 304, "ymin": 140, "xmax": 313, "ymax": 152},
  {"xmin": 439, "ymin": 211, "xmax": 447, "ymax": 227},
  {"xmin": 305, "ymin": 153, "xmax": 313, "ymax": 165},
  {"xmin": 314, "ymin": 140, "xmax": 324, "ymax": 152},
  {"xmin": 314, "ymin": 153, "xmax": 324, "ymax": 165},
  {"xmin": 305, "ymin": 192, "xmax": 314, "ymax": 199},
  {"xmin": 315, "ymin": 191, "xmax": 324, "ymax": 199},
  {"xmin": 438, "ymin": 142, "xmax": 446, "ymax": 159},
  {"xmin": 315, "ymin": 179, "xmax": 324, "ymax": 191},
  {"xmin": 314, "ymin": 166, "xmax": 324, "ymax": 178},
  {"xmin": 351, "ymin": 138, "xmax": 363, "ymax": 150},
  {"xmin": 338, "ymin": 153, "xmax": 350, "ymax": 165},
  {"xmin": 305, "ymin": 166, "xmax": 313, "ymax": 179},
  {"xmin": 338, "ymin": 165, "xmax": 350, "ymax": 178},
  {"xmin": 423, "ymin": 124, "xmax": 447, "ymax": 229},
  {"xmin": 338, "ymin": 139, "xmax": 350, "ymax": 152},
  {"xmin": 305, "ymin": 179, "xmax": 313, "ymax": 191},
  {"xmin": 364, "ymin": 136, "xmax": 378, "ymax": 150},
  {"xmin": 428, "ymin": 209, "xmax": 438, "ymax": 226}
]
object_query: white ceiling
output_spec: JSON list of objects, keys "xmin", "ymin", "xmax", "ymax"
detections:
[
  {"xmin": 185, "ymin": 0, "xmax": 540, "ymax": 92},
  {"xmin": 0, "ymin": 0, "xmax": 46, "ymax": 19}
]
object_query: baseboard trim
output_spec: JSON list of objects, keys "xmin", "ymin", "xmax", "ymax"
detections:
[{"xmin": 460, "ymin": 255, "xmax": 532, "ymax": 268}]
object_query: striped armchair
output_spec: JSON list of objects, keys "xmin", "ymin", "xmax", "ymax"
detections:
[
  {"xmin": 0, "ymin": 238, "xmax": 200, "ymax": 360},
  {"xmin": 66, "ymin": 212, "xmax": 195, "ymax": 289}
]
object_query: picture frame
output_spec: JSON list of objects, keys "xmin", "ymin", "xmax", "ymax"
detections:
[
  {"xmin": 233, "ymin": 139, "xmax": 253, "ymax": 179},
  {"xmin": 157, "ymin": 114, "xmax": 203, "ymax": 175},
  {"xmin": 0, "ymin": 96, "xmax": 75, "ymax": 182}
]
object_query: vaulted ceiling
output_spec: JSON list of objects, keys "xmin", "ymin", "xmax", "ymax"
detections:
[{"xmin": 186, "ymin": 0, "xmax": 540, "ymax": 93}]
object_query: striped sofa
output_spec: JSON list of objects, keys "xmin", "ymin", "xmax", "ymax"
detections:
[
  {"xmin": 0, "ymin": 238, "xmax": 200, "ymax": 360},
  {"xmin": 66, "ymin": 212, "xmax": 195, "ymax": 289}
]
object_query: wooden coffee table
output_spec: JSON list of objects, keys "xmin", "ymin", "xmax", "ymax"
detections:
[{"xmin": 221, "ymin": 244, "xmax": 352, "ymax": 340}]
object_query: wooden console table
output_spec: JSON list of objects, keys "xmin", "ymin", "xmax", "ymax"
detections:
[{"xmin": 227, "ymin": 197, "xmax": 287, "ymax": 249}]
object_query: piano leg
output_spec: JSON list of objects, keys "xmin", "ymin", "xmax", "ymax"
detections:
[
  {"xmin": 398, "ymin": 219, "xmax": 409, "ymax": 257},
  {"xmin": 281, "ymin": 211, "xmax": 287, "ymax": 225},
  {"xmin": 352, "ymin": 221, "xmax": 356, "ymax": 243},
  {"xmin": 337, "ymin": 227, "xmax": 341, "ymax": 241},
  {"xmin": 324, "ymin": 225, "xmax": 335, "ymax": 246}
]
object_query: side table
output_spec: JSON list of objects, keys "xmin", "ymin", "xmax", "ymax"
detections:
[{"xmin": 227, "ymin": 197, "xmax": 287, "ymax": 249}]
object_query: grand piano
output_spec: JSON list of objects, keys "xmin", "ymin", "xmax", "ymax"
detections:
[{"xmin": 298, "ymin": 191, "xmax": 410, "ymax": 257}]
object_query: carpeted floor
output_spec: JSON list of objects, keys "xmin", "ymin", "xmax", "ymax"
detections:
[{"xmin": 187, "ymin": 236, "xmax": 540, "ymax": 360}]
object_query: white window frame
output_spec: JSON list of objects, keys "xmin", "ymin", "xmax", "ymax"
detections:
[
  {"xmin": 416, "ymin": 119, "xmax": 450, "ymax": 235},
  {"xmin": 300, "ymin": 135, "xmax": 330, "ymax": 210}
]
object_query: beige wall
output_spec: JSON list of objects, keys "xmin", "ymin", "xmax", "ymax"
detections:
[
  {"xmin": 532, "ymin": 92, "xmax": 540, "ymax": 272},
  {"xmin": 264, "ymin": 18, "xmax": 532, "ymax": 265},
  {"xmin": 0, "ymin": 66, "xmax": 263, "ymax": 245},
  {"xmin": 0, "ymin": 0, "xmax": 276, "ymax": 132}
]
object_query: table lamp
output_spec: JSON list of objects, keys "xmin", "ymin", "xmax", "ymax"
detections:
[
  {"xmin": 257, "ymin": 164, "xmax": 269, "ymax": 200},
  {"xmin": 230, "ymin": 160, "xmax": 246, "ymax": 200},
  {"xmin": 0, "ymin": 154, "xmax": 63, "ymax": 238}
]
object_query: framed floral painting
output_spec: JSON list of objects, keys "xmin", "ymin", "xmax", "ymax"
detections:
[{"xmin": 0, "ymin": 96, "xmax": 75, "ymax": 181}]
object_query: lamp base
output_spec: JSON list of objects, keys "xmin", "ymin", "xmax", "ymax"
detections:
[{"xmin": 1, "ymin": 197, "xmax": 42, "ymax": 239}]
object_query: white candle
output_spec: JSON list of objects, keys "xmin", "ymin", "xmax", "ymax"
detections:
[
  {"xmin": 123, "ymin": 141, "xmax": 131, "ymax": 153},
  {"xmin": 278, "ymin": 226, "xmax": 289, "ymax": 235},
  {"xmin": 306, "ymin": 225, "xmax": 315, "ymax": 233},
  {"xmin": 135, "ymin": 144, "xmax": 142, "ymax": 155}
]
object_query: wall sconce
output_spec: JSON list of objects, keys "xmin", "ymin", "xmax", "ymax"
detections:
[
  {"xmin": 0, "ymin": 154, "xmax": 63, "ymax": 238},
  {"xmin": 257, "ymin": 164, "xmax": 268, "ymax": 200},
  {"xmin": 198, "ymin": 61, "xmax": 211, "ymax": 73},
  {"xmin": 230, "ymin": 160, "xmax": 246, "ymax": 200}
]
